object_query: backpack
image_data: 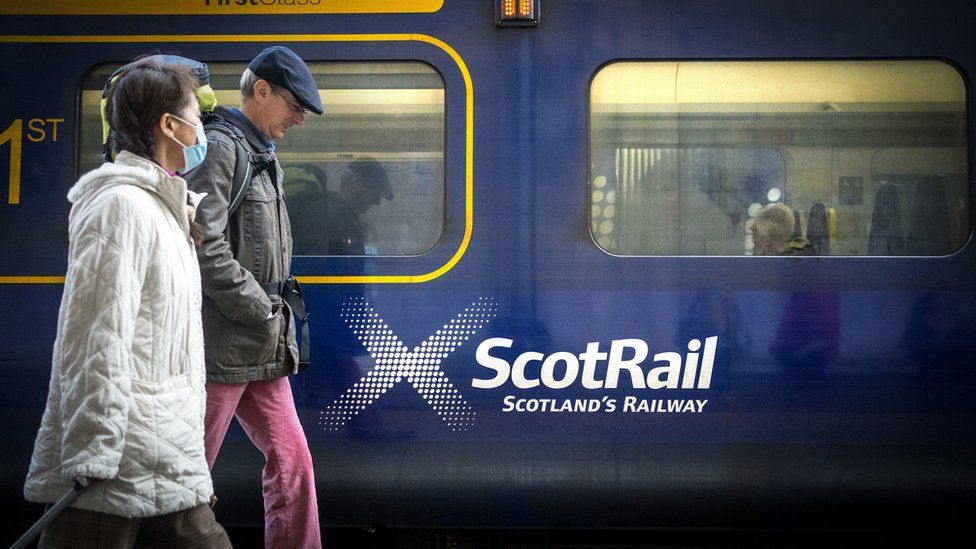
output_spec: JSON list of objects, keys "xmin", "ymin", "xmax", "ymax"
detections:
[{"xmin": 101, "ymin": 55, "xmax": 217, "ymax": 163}]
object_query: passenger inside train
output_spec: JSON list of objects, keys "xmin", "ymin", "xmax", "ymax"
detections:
[
  {"xmin": 290, "ymin": 158, "xmax": 392, "ymax": 255},
  {"xmin": 750, "ymin": 203, "xmax": 816, "ymax": 256}
]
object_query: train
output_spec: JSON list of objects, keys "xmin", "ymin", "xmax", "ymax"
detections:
[{"xmin": 1, "ymin": 0, "xmax": 975, "ymax": 543}]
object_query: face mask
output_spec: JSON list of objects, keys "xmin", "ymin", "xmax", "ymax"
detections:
[{"xmin": 169, "ymin": 114, "xmax": 208, "ymax": 174}]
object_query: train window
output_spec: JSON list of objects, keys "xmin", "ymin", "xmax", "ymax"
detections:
[
  {"xmin": 589, "ymin": 61, "xmax": 969, "ymax": 256},
  {"xmin": 80, "ymin": 61, "xmax": 445, "ymax": 256}
]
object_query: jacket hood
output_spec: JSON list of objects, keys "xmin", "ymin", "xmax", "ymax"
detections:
[{"xmin": 68, "ymin": 151, "xmax": 190, "ymax": 233}]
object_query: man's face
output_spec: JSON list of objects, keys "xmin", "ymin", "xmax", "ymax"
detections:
[{"xmin": 266, "ymin": 87, "xmax": 306, "ymax": 140}]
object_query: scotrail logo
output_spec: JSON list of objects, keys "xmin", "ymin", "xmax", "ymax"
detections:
[
  {"xmin": 472, "ymin": 336, "xmax": 717, "ymax": 390},
  {"xmin": 319, "ymin": 297, "xmax": 497, "ymax": 432},
  {"xmin": 320, "ymin": 297, "xmax": 719, "ymax": 432},
  {"xmin": 471, "ymin": 335, "xmax": 718, "ymax": 416}
]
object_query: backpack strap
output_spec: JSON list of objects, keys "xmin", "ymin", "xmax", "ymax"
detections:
[
  {"xmin": 226, "ymin": 137, "xmax": 253, "ymax": 218},
  {"xmin": 202, "ymin": 113, "xmax": 274, "ymax": 218}
]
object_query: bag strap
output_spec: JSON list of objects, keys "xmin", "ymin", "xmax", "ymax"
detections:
[
  {"xmin": 203, "ymin": 116, "xmax": 274, "ymax": 218},
  {"xmin": 227, "ymin": 138, "xmax": 253, "ymax": 219},
  {"xmin": 260, "ymin": 276, "xmax": 311, "ymax": 368}
]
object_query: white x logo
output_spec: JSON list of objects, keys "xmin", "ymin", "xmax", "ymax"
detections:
[{"xmin": 318, "ymin": 297, "xmax": 497, "ymax": 432}]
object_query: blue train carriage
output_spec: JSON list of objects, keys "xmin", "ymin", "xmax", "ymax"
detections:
[{"xmin": 0, "ymin": 0, "xmax": 975, "ymax": 540}]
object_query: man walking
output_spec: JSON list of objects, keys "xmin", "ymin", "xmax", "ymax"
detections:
[{"xmin": 185, "ymin": 46, "xmax": 323, "ymax": 549}]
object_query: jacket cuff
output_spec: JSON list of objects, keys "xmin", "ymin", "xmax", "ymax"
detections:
[{"xmin": 247, "ymin": 292, "xmax": 273, "ymax": 324}]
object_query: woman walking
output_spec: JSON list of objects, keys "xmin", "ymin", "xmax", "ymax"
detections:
[{"xmin": 23, "ymin": 59, "xmax": 231, "ymax": 548}]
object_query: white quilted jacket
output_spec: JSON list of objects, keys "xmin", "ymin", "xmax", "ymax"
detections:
[{"xmin": 24, "ymin": 152, "xmax": 214, "ymax": 517}]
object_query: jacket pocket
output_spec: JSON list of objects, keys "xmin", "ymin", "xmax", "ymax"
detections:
[
  {"xmin": 226, "ymin": 302, "xmax": 283, "ymax": 367},
  {"xmin": 151, "ymin": 381, "xmax": 205, "ymax": 478},
  {"xmin": 241, "ymin": 178, "xmax": 277, "ymax": 273},
  {"xmin": 121, "ymin": 373, "xmax": 196, "ymax": 484},
  {"xmin": 242, "ymin": 180, "xmax": 275, "ymax": 240},
  {"xmin": 130, "ymin": 372, "xmax": 191, "ymax": 395}
]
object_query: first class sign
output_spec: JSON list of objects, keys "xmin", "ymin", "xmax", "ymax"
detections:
[{"xmin": 0, "ymin": 0, "xmax": 444, "ymax": 15}]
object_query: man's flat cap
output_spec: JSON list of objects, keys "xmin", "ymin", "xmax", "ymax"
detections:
[{"xmin": 248, "ymin": 46, "xmax": 323, "ymax": 115}]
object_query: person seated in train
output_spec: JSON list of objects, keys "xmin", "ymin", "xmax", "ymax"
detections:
[
  {"xmin": 751, "ymin": 202, "xmax": 816, "ymax": 256},
  {"xmin": 23, "ymin": 59, "xmax": 231, "ymax": 548},
  {"xmin": 297, "ymin": 157, "xmax": 392, "ymax": 255},
  {"xmin": 751, "ymin": 206, "xmax": 836, "ymax": 370}
]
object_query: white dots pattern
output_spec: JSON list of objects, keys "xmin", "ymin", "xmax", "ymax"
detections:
[{"xmin": 319, "ymin": 297, "xmax": 497, "ymax": 432}]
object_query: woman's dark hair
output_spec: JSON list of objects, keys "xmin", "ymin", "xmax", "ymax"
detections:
[
  {"xmin": 104, "ymin": 59, "xmax": 197, "ymax": 162},
  {"xmin": 105, "ymin": 59, "xmax": 205, "ymax": 244}
]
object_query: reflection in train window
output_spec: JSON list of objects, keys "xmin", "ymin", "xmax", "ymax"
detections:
[
  {"xmin": 80, "ymin": 61, "xmax": 445, "ymax": 256},
  {"xmin": 589, "ymin": 61, "xmax": 969, "ymax": 256}
]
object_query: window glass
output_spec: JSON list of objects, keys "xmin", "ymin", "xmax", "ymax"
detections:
[
  {"xmin": 590, "ymin": 61, "xmax": 969, "ymax": 256},
  {"xmin": 80, "ymin": 61, "xmax": 445, "ymax": 256}
]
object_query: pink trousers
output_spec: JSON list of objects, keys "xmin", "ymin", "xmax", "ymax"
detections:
[{"xmin": 205, "ymin": 378, "xmax": 321, "ymax": 549}]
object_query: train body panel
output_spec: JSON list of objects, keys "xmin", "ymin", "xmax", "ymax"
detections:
[{"xmin": 1, "ymin": 0, "xmax": 975, "ymax": 533}]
